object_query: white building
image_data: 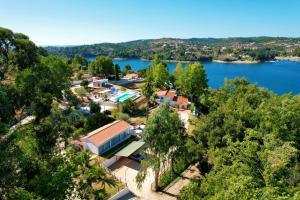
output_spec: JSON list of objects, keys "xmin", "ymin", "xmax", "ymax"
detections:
[{"xmin": 80, "ymin": 120, "xmax": 132, "ymax": 155}]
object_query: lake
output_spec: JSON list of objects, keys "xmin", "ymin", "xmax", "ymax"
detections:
[{"xmin": 92, "ymin": 57, "xmax": 300, "ymax": 95}]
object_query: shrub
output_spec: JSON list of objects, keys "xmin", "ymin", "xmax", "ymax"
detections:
[
  {"xmin": 159, "ymin": 159, "xmax": 189, "ymax": 190},
  {"xmin": 115, "ymin": 112, "xmax": 130, "ymax": 121}
]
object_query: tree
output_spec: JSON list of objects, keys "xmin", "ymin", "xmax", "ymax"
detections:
[
  {"xmin": 0, "ymin": 27, "xmax": 14, "ymax": 79},
  {"xmin": 121, "ymin": 98, "xmax": 136, "ymax": 115},
  {"xmin": 141, "ymin": 68, "xmax": 155, "ymax": 119},
  {"xmin": 72, "ymin": 55, "xmax": 88, "ymax": 71},
  {"xmin": 153, "ymin": 62, "xmax": 169, "ymax": 88},
  {"xmin": 150, "ymin": 54, "xmax": 169, "ymax": 88},
  {"xmin": 180, "ymin": 78, "xmax": 300, "ymax": 200},
  {"xmin": 136, "ymin": 102, "xmax": 185, "ymax": 191},
  {"xmin": 124, "ymin": 64, "xmax": 132, "ymax": 74},
  {"xmin": 90, "ymin": 102, "xmax": 100, "ymax": 114},
  {"xmin": 89, "ymin": 56, "xmax": 114, "ymax": 77},
  {"xmin": 84, "ymin": 112, "xmax": 114, "ymax": 132},
  {"xmin": 173, "ymin": 63, "xmax": 184, "ymax": 91},
  {"xmin": 174, "ymin": 62, "xmax": 208, "ymax": 109},
  {"xmin": 114, "ymin": 64, "xmax": 120, "ymax": 80}
]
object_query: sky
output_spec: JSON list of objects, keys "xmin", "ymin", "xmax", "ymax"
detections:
[{"xmin": 1, "ymin": 0, "xmax": 300, "ymax": 46}]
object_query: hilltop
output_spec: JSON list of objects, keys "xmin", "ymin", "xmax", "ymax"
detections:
[{"xmin": 45, "ymin": 37, "xmax": 300, "ymax": 62}]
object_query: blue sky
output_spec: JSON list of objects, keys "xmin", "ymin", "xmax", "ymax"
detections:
[{"xmin": 1, "ymin": 0, "xmax": 300, "ymax": 45}]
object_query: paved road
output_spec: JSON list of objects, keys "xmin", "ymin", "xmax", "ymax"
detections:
[{"xmin": 110, "ymin": 158, "xmax": 200, "ymax": 200}]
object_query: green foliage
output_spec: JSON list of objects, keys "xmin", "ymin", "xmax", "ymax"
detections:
[
  {"xmin": 150, "ymin": 55, "xmax": 169, "ymax": 88},
  {"xmin": 124, "ymin": 64, "xmax": 132, "ymax": 74},
  {"xmin": 114, "ymin": 64, "xmax": 121, "ymax": 80},
  {"xmin": 84, "ymin": 112, "xmax": 114, "ymax": 132},
  {"xmin": 180, "ymin": 78, "xmax": 300, "ymax": 200},
  {"xmin": 89, "ymin": 101, "xmax": 100, "ymax": 114},
  {"xmin": 293, "ymin": 48, "xmax": 300, "ymax": 57},
  {"xmin": 159, "ymin": 159, "xmax": 189, "ymax": 189},
  {"xmin": 173, "ymin": 62, "xmax": 208, "ymax": 106},
  {"xmin": 80, "ymin": 79, "xmax": 89, "ymax": 88},
  {"xmin": 72, "ymin": 55, "xmax": 88, "ymax": 70},
  {"xmin": 89, "ymin": 56, "xmax": 114, "ymax": 77},
  {"xmin": 121, "ymin": 98, "xmax": 136, "ymax": 115},
  {"xmin": 136, "ymin": 102, "xmax": 185, "ymax": 190},
  {"xmin": 113, "ymin": 112, "xmax": 130, "ymax": 121}
]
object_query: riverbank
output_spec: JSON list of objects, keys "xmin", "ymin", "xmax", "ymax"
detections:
[
  {"xmin": 213, "ymin": 59, "xmax": 260, "ymax": 64},
  {"xmin": 275, "ymin": 56, "xmax": 300, "ymax": 62},
  {"xmin": 113, "ymin": 57, "xmax": 300, "ymax": 64}
]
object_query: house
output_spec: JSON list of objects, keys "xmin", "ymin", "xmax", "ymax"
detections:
[
  {"xmin": 156, "ymin": 90, "xmax": 189, "ymax": 110},
  {"xmin": 91, "ymin": 77, "xmax": 109, "ymax": 88},
  {"xmin": 80, "ymin": 120, "xmax": 132, "ymax": 155},
  {"xmin": 124, "ymin": 73, "xmax": 139, "ymax": 80}
]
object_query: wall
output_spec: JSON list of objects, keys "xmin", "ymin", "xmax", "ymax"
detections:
[
  {"xmin": 85, "ymin": 140, "xmax": 100, "ymax": 155},
  {"xmin": 103, "ymin": 155, "xmax": 118, "ymax": 168},
  {"xmin": 108, "ymin": 188, "xmax": 132, "ymax": 200}
]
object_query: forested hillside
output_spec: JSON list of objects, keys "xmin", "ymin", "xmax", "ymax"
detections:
[{"xmin": 46, "ymin": 37, "xmax": 300, "ymax": 62}]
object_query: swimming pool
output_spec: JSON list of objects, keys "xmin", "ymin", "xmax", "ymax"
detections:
[{"xmin": 111, "ymin": 92, "xmax": 136, "ymax": 102}]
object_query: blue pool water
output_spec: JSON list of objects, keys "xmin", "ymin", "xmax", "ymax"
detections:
[{"xmin": 113, "ymin": 93, "xmax": 135, "ymax": 102}]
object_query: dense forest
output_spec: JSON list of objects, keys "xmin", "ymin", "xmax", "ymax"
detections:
[
  {"xmin": 1, "ymin": 26, "xmax": 300, "ymax": 199},
  {"xmin": 46, "ymin": 37, "xmax": 300, "ymax": 62}
]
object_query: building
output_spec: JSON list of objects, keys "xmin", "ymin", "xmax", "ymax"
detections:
[
  {"xmin": 156, "ymin": 90, "xmax": 189, "ymax": 110},
  {"xmin": 80, "ymin": 120, "xmax": 132, "ymax": 155},
  {"xmin": 92, "ymin": 77, "xmax": 109, "ymax": 88}
]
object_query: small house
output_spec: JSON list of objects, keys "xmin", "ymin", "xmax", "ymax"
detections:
[
  {"xmin": 156, "ymin": 90, "xmax": 189, "ymax": 110},
  {"xmin": 80, "ymin": 120, "xmax": 132, "ymax": 155}
]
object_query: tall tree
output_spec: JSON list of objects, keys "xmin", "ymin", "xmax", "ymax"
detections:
[
  {"xmin": 141, "ymin": 68, "xmax": 155, "ymax": 119},
  {"xmin": 124, "ymin": 64, "xmax": 132, "ymax": 74},
  {"xmin": 136, "ymin": 102, "xmax": 185, "ymax": 191},
  {"xmin": 114, "ymin": 64, "xmax": 120, "ymax": 80},
  {"xmin": 89, "ymin": 56, "xmax": 114, "ymax": 77},
  {"xmin": 0, "ymin": 27, "xmax": 14, "ymax": 79}
]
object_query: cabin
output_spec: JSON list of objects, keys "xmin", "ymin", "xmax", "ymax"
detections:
[
  {"xmin": 156, "ymin": 90, "xmax": 189, "ymax": 110},
  {"xmin": 80, "ymin": 120, "xmax": 132, "ymax": 155}
]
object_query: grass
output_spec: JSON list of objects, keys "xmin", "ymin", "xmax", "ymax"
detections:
[
  {"xmin": 105, "ymin": 179, "xmax": 125, "ymax": 198},
  {"xmin": 74, "ymin": 86, "xmax": 88, "ymax": 97}
]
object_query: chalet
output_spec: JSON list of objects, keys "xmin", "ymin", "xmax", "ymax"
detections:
[
  {"xmin": 156, "ymin": 90, "xmax": 189, "ymax": 110},
  {"xmin": 80, "ymin": 120, "xmax": 132, "ymax": 155}
]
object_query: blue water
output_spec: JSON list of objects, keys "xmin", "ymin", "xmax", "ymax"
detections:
[
  {"xmin": 116, "ymin": 93, "xmax": 135, "ymax": 102},
  {"xmin": 88, "ymin": 57, "xmax": 300, "ymax": 95}
]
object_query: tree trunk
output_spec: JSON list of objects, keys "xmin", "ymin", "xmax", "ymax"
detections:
[{"xmin": 152, "ymin": 169, "xmax": 160, "ymax": 191}]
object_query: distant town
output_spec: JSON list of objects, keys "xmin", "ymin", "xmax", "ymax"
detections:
[{"xmin": 46, "ymin": 37, "xmax": 300, "ymax": 63}]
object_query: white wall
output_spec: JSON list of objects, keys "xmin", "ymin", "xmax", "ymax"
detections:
[
  {"xmin": 85, "ymin": 140, "xmax": 99, "ymax": 155},
  {"xmin": 103, "ymin": 156, "xmax": 118, "ymax": 168}
]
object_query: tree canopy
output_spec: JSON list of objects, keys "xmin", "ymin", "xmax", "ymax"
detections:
[{"xmin": 88, "ymin": 56, "xmax": 114, "ymax": 77}]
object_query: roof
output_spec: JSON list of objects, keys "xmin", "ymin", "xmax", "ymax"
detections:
[
  {"xmin": 115, "ymin": 141, "xmax": 145, "ymax": 157},
  {"xmin": 81, "ymin": 120, "xmax": 130, "ymax": 146},
  {"xmin": 156, "ymin": 90, "xmax": 176, "ymax": 98},
  {"xmin": 176, "ymin": 96, "xmax": 189, "ymax": 105}
]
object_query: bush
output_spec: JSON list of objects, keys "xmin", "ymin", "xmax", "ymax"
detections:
[
  {"xmin": 84, "ymin": 112, "xmax": 114, "ymax": 131},
  {"xmin": 80, "ymin": 80, "xmax": 89, "ymax": 88},
  {"xmin": 115, "ymin": 112, "xmax": 130, "ymax": 121},
  {"xmin": 159, "ymin": 159, "xmax": 189, "ymax": 190},
  {"xmin": 90, "ymin": 102, "xmax": 100, "ymax": 114},
  {"xmin": 121, "ymin": 99, "xmax": 136, "ymax": 115}
]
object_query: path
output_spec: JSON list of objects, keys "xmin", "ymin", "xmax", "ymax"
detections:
[{"xmin": 110, "ymin": 159, "xmax": 200, "ymax": 200}]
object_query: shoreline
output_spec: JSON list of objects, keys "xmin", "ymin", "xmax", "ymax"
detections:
[
  {"xmin": 275, "ymin": 56, "xmax": 300, "ymax": 62},
  {"xmin": 112, "ymin": 57, "xmax": 300, "ymax": 64}
]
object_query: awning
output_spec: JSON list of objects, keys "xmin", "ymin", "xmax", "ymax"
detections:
[{"xmin": 115, "ymin": 141, "xmax": 145, "ymax": 157}]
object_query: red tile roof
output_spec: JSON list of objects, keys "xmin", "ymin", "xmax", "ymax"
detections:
[
  {"xmin": 177, "ymin": 96, "xmax": 189, "ymax": 105},
  {"xmin": 156, "ymin": 90, "xmax": 176, "ymax": 98},
  {"xmin": 81, "ymin": 120, "xmax": 130, "ymax": 146}
]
